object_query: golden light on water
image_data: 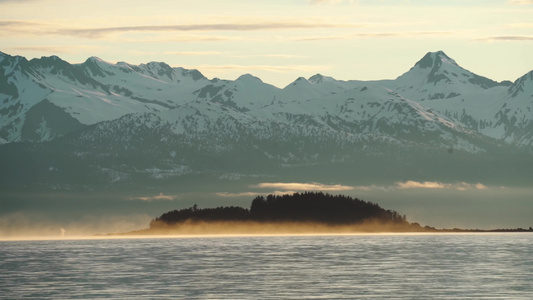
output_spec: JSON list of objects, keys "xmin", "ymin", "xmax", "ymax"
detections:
[
  {"xmin": 1, "ymin": 231, "xmax": 512, "ymax": 242},
  {"xmin": 1, "ymin": 218, "xmax": 423, "ymax": 241}
]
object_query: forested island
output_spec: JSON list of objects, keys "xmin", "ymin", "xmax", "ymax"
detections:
[
  {"xmin": 119, "ymin": 192, "xmax": 532, "ymax": 235},
  {"xmin": 129, "ymin": 192, "xmax": 434, "ymax": 235}
]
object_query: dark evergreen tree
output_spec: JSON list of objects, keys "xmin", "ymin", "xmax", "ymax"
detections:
[{"xmin": 150, "ymin": 192, "xmax": 410, "ymax": 228}]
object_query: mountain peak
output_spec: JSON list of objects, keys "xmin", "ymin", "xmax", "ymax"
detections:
[
  {"xmin": 308, "ymin": 73, "xmax": 335, "ymax": 84},
  {"xmin": 402, "ymin": 50, "xmax": 498, "ymax": 88},
  {"xmin": 144, "ymin": 61, "xmax": 172, "ymax": 69},
  {"xmin": 415, "ymin": 51, "xmax": 458, "ymax": 69},
  {"xmin": 81, "ymin": 56, "xmax": 114, "ymax": 77},
  {"xmin": 180, "ymin": 68, "xmax": 206, "ymax": 81},
  {"xmin": 236, "ymin": 73, "xmax": 263, "ymax": 83},
  {"xmin": 85, "ymin": 56, "xmax": 106, "ymax": 63},
  {"xmin": 394, "ymin": 50, "xmax": 503, "ymax": 99},
  {"xmin": 28, "ymin": 55, "xmax": 70, "ymax": 70}
]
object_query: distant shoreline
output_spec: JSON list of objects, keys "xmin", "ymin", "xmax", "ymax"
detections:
[
  {"xmin": 111, "ymin": 192, "xmax": 533, "ymax": 236},
  {"xmin": 3, "ymin": 230, "xmax": 533, "ymax": 242},
  {"xmin": 113, "ymin": 219, "xmax": 533, "ymax": 236}
]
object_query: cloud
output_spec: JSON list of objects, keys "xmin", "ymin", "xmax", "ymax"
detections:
[
  {"xmin": 0, "ymin": 20, "xmax": 42, "ymax": 31},
  {"xmin": 292, "ymin": 35, "xmax": 353, "ymax": 41},
  {"xmin": 351, "ymin": 185, "xmax": 392, "ymax": 192},
  {"xmin": 396, "ymin": 181, "xmax": 447, "ymax": 189},
  {"xmin": 131, "ymin": 193, "xmax": 175, "ymax": 202},
  {"xmin": 166, "ymin": 52, "xmax": 307, "ymax": 63},
  {"xmin": 55, "ymin": 21, "xmax": 363, "ymax": 39},
  {"xmin": 0, "ymin": 19, "xmax": 363, "ymax": 39},
  {"xmin": 508, "ymin": 0, "xmax": 533, "ymax": 4},
  {"xmin": 475, "ymin": 36, "xmax": 533, "ymax": 42},
  {"xmin": 215, "ymin": 182, "xmax": 359, "ymax": 199},
  {"xmin": 214, "ymin": 192, "xmax": 261, "ymax": 198},
  {"xmin": 165, "ymin": 51, "xmax": 223, "ymax": 56},
  {"xmin": 474, "ymin": 183, "xmax": 488, "ymax": 190},
  {"xmin": 0, "ymin": 0, "xmax": 37, "ymax": 3},
  {"xmin": 9, "ymin": 45, "xmax": 102, "ymax": 54},
  {"xmin": 215, "ymin": 190, "xmax": 309, "ymax": 198},
  {"xmin": 10, "ymin": 46, "xmax": 72, "ymax": 53},
  {"xmin": 228, "ymin": 54, "xmax": 307, "ymax": 59},
  {"xmin": 187, "ymin": 63, "xmax": 331, "ymax": 74},
  {"xmin": 293, "ymin": 31, "xmax": 452, "ymax": 41},
  {"xmin": 117, "ymin": 34, "xmax": 243, "ymax": 43},
  {"xmin": 0, "ymin": 20, "xmax": 31, "ymax": 26},
  {"xmin": 213, "ymin": 181, "xmax": 490, "ymax": 202},
  {"xmin": 396, "ymin": 181, "xmax": 488, "ymax": 191},
  {"xmin": 309, "ymin": 0, "xmax": 357, "ymax": 4},
  {"xmin": 253, "ymin": 182, "xmax": 355, "ymax": 191},
  {"xmin": 0, "ymin": 20, "xmax": 60, "ymax": 37},
  {"xmin": 215, "ymin": 190, "xmax": 329, "ymax": 198}
]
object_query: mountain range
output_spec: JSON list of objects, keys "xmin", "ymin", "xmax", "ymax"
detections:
[{"xmin": 1, "ymin": 50, "xmax": 532, "ymax": 191}]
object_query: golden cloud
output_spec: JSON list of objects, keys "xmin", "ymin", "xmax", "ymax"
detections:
[
  {"xmin": 214, "ymin": 192, "xmax": 261, "ymax": 198},
  {"xmin": 215, "ymin": 190, "xmax": 302, "ymax": 198},
  {"xmin": 131, "ymin": 193, "xmax": 175, "ymax": 202},
  {"xmin": 253, "ymin": 182, "xmax": 355, "ymax": 191},
  {"xmin": 396, "ymin": 181, "xmax": 488, "ymax": 190}
]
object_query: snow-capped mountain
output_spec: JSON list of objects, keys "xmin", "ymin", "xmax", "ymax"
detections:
[
  {"xmin": 1, "ymin": 50, "xmax": 532, "ymax": 189},
  {"xmin": 391, "ymin": 51, "xmax": 509, "ymax": 102},
  {"xmin": 391, "ymin": 52, "xmax": 533, "ymax": 148},
  {"xmin": 192, "ymin": 73, "xmax": 280, "ymax": 112},
  {"xmin": 0, "ymin": 51, "xmax": 209, "ymax": 142},
  {"xmin": 281, "ymin": 74, "xmax": 361, "ymax": 102},
  {"xmin": 495, "ymin": 71, "xmax": 533, "ymax": 146}
]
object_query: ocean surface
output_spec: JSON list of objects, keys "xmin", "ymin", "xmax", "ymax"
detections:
[{"xmin": 1, "ymin": 233, "xmax": 532, "ymax": 299}]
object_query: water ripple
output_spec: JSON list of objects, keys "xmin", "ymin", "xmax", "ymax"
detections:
[{"xmin": 1, "ymin": 233, "xmax": 532, "ymax": 299}]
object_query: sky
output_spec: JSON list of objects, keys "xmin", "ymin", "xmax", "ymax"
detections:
[{"xmin": 1, "ymin": 0, "xmax": 533, "ymax": 88}]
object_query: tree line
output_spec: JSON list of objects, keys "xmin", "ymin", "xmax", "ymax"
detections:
[{"xmin": 150, "ymin": 192, "xmax": 410, "ymax": 228}]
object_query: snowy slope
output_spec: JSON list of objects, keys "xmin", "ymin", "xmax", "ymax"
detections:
[
  {"xmin": 0, "ymin": 51, "xmax": 210, "ymax": 142},
  {"xmin": 2, "ymin": 50, "xmax": 533, "ymax": 189},
  {"xmin": 391, "ymin": 51, "xmax": 509, "ymax": 102},
  {"xmin": 1, "ymin": 50, "xmax": 533, "ymax": 150},
  {"xmin": 493, "ymin": 71, "xmax": 533, "ymax": 146},
  {"xmin": 192, "ymin": 74, "xmax": 280, "ymax": 112},
  {"xmin": 0, "ymin": 53, "xmax": 52, "ymax": 142},
  {"xmin": 78, "ymin": 57, "xmax": 208, "ymax": 111},
  {"xmin": 281, "ymin": 74, "xmax": 362, "ymax": 102}
]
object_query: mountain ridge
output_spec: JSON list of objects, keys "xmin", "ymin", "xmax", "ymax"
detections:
[{"xmin": 1, "ymin": 50, "xmax": 532, "ymax": 190}]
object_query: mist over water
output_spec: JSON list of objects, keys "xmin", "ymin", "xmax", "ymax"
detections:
[
  {"xmin": 1, "ymin": 234, "xmax": 532, "ymax": 299},
  {"xmin": 1, "ymin": 182, "xmax": 531, "ymax": 239},
  {"xmin": 351, "ymin": 185, "xmax": 533, "ymax": 230},
  {"xmin": 0, "ymin": 212, "xmax": 151, "ymax": 239},
  {"xmin": 142, "ymin": 220, "xmax": 423, "ymax": 236}
]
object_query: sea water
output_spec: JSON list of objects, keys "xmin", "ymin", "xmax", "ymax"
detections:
[{"xmin": 1, "ymin": 233, "xmax": 532, "ymax": 299}]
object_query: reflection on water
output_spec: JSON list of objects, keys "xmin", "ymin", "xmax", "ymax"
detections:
[{"xmin": 1, "ymin": 233, "xmax": 532, "ymax": 299}]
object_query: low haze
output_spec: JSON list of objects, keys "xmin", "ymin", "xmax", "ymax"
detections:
[{"xmin": 2, "ymin": 182, "xmax": 532, "ymax": 238}]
